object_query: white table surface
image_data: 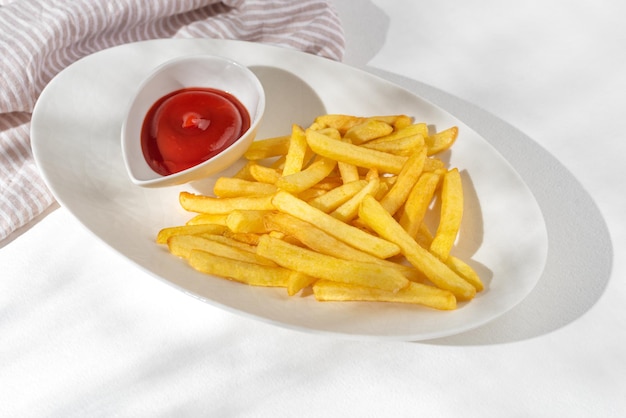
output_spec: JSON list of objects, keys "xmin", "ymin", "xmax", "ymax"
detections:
[{"xmin": 2, "ymin": 0, "xmax": 625, "ymax": 416}]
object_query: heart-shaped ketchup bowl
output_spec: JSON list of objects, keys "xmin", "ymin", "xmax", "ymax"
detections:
[{"xmin": 121, "ymin": 55, "xmax": 265, "ymax": 187}]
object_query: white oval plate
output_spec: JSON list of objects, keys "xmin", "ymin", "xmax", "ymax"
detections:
[{"xmin": 31, "ymin": 39, "xmax": 547, "ymax": 341}]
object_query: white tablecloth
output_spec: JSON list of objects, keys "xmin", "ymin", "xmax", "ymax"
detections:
[{"xmin": 2, "ymin": 0, "xmax": 625, "ymax": 416}]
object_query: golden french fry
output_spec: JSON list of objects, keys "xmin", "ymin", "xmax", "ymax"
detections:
[
  {"xmin": 370, "ymin": 115, "xmax": 410, "ymax": 125},
  {"xmin": 426, "ymin": 126, "xmax": 458, "ymax": 156},
  {"xmin": 248, "ymin": 162, "xmax": 281, "ymax": 184},
  {"xmin": 275, "ymin": 156, "xmax": 338, "ymax": 194},
  {"xmin": 256, "ymin": 235, "xmax": 409, "ymax": 292},
  {"xmin": 344, "ymin": 119, "xmax": 394, "ymax": 144},
  {"xmin": 198, "ymin": 233, "xmax": 257, "ymax": 253},
  {"xmin": 312, "ymin": 280, "xmax": 456, "ymax": 311},
  {"xmin": 313, "ymin": 115, "xmax": 409, "ymax": 134},
  {"xmin": 364, "ymin": 167, "xmax": 379, "ymax": 181},
  {"xmin": 312, "ymin": 114, "xmax": 365, "ymax": 134},
  {"xmin": 315, "ymin": 127, "xmax": 342, "ymax": 140},
  {"xmin": 416, "ymin": 224, "xmax": 483, "ymax": 293},
  {"xmin": 226, "ymin": 210, "xmax": 269, "ymax": 234},
  {"xmin": 361, "ymin": 134, "xmax": 424, "ymax": 156},
  {"xmin": 330, "ymin": 177, "xmax": 380, "ymax": 223},
  {"xmin": 296, "ymin": 187, "xmax": 328, "ymax": 201},
  {"xmin": 445, "ymin": 255, "xmax": 484, "ymax": 292},
  {"xmin": 423, "ymin": 157, "xmax": 446, "ymax": 172},
  {"xmin": 378, "ymin": 146, "xmax": 426, "ymax": 216},
  {"xmin": 282, "ymin": 124, "xmax": 308, "ymax": 176},
  {"xmin": 358, "ymin": 195, "xmax": 475, "ymax": 301},
  {"xmin": 189, "ymin": 250, "xmax": 291, "ymax": 287},
  {"xmin": 168, "ymin": 234, "xmax": 274, "ymax": 266},
  {"xmin": 430, "ymin": 168, "xmax": 463, "ymax": 260},
  {"xmin": 213, "ymin": 177, "xmax": 277, "ymax": 198},
  {"xmin": 309, "ymin": 176, "xmax": 343, "ymax": 190},
  {"xmin": 186, "ymin": 213, "xmax": 229, "ymax": 226},
  {"xmin": 179, "ymin": 192, "xmax": 275, "ymax": 214},
  {"xmin": 307, "ymin": 179, "xmax": 368, "ymax": 212},
  {"xmin": 306, "ymin": 129, "xmax": 408, "ymax": 174},
  {"xmin": 392, "ymin": 115, "xmax": 413, "ymax": 130},
  {"xmin": 244, "ymin": 135, "xmax": 290, "ymax": 160},
  {"xmin": 287, "ymin": 271, "xmax": 318, "ymax": 296},
  {"xmin": 365, "ymin": 123, "xmax": 428, "ymax": 145},
  {"xmin": 225, "ymin": 210, "xmax": 273, "ymax": 234},
  {"xmin": 271, "ymin": 190, "xmax": 400, "ymax": 259},
  {"xmin": 336, "ymin": 137, "xmax": 361, "ymax": 183},
  {"xmin": 156, "ymin": 224, "xmax": 227, "ymax": 244},
  {"xmin": 222, "ymin": 230, "xmax": 262, "ymax": 246},
  {"xmin": 398, "ymin": 171, "xmax": 442, "ymax": 237}
]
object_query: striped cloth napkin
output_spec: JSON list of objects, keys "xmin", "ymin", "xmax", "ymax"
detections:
[{"xmin": 0, "ymin": 0, "xmax": 345, "ymax": 242}]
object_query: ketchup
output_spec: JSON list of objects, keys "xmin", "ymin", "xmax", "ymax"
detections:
[{"xmin": 141, "ymin": 87, "xmax": 250, "ymax": 176}]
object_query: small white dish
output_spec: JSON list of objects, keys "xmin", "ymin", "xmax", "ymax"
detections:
[{"xmin": 121, "ymin": 54, "xmax": 265, "ymax": 187}]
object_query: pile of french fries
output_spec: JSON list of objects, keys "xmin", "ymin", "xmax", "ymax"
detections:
[{"xmin": 156, "ymin": 114, "xmax": 483, "ymax": 310}]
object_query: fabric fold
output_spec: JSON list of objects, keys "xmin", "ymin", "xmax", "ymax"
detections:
[{"xmin": 0, "ymin": 0, "xmax": 345, "ymax": 241}]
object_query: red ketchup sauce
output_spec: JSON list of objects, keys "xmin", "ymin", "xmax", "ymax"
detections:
[{"xmin": 141, "ymin": 87, "xmax": 250, "ymax": 176}]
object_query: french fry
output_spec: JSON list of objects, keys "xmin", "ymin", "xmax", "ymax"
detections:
[
  {"xmin": 307, "ymin": 179, "xmax": 368, "ymax": 212},
  {"xmin": 222, "ymin": 230, "xmax": 262, "ymax": 246},
  {"xmin": 364, "ymin": 123, "xmax": 427, "ymax": 145},
  {"xmin": 358, "ymin": 195, "xmax": 476, "ymax": 301},
  {"xmin": 198, "ymin": 233, "xmax": 258, "ymax": 253},
  {"xmin": 430, "ymin": 168, "xmax": 463, "ymax": 260},
  {"xmin": 189, "ymin": 250, "xmax": 291, "ymax": 287},
  {"xmin": 312, "ymin": 280, "xmax": 456, "ymax": 311},
  {"xmin": 275, "ymin": 156, "xmax": 337, "ymax": 194},
  {"xmin": 185, "ymin": 213, "xmax": 229, "ymax": 226},
  {"xmin": 248, "ymin": 162, "xmax": 281, "ymax": 184},
  {"xmin": 398, "ymin": 171, "xmax": 442, "ymax": 237},
  {"xmin": 361, "ymin": 134, "xmax": 424, "ymax": 156},
  {"xmin": 213, "ymin": 177, "xmax": 277, "ymax": 197},
  {"xmin": 336, "ymin": 137, "xmax": 361, "ymax": 183},
  {"xmin": 179, "ymin": 192, "xmax": 275, "ymax": 214},
  {"xmin": 315, "ymin": 127, "xmax": 342, "ymax": 140},
  {"xmin": 414, "ymin": 212, "xmax": 484, "ymax": 292},
  {"xmin": 378, "ymin": 146, "xmax": 426, "ymax": 216},
  {"xmin": 312, "ymin": 114, "xmax": 364, "ymax": 134},
  {"xmin": 445, "ymin": 255, "xmax": 484, "ymax": 292},
  {"xmin": 344, "ymin": 119, "xmax": 394, "ymax": 144},
  {"xmin": 168, "ymin": 234, "xmax": 275, "ymax": 266},
  {"xmin": 256, "ymin": 235, "xmax": 409, "ymax": 292},
  {"xmin": 296, "ymin": 187, "xmax": 328, "ymax": 201},
  {"xmin": 287, "ymin": 271, "xmax": 318, "ymax": 296},
  {"xmin": 423, "ymin": 157, "xmax": 446, "ymax": 172},
  {"xmin": 282, "ymin": 124, "xmax": 308, "ymax": 176},
  {"xmin": 392, "ymin": 115, "xmax": 413, "ymax": 130},
  {"xmin": 426, "ymin": 126, "xmax": 458, "ymax": 156},
  {"xmin": 306, "ymin": 128, "xmax": 407, "ymax": 174},
  {"xmin": 330, "ymin": 177, "xmax": 380, "ymax": 223},
  {"xmin": 156, "ymin": 224, "xmax": 227, "ymax": 244},
  {"xmin": 225, "ymin": 210, "xmax": 273, "ymax": 234},
  {"xmin": 271, "ymin": 190, "xmax": 400, "ymax": 259}
]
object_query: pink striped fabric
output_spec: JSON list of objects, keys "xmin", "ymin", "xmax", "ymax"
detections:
[{"xmin": 0, "ymin": 0, "xmax": 345, "ymax": 242}]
